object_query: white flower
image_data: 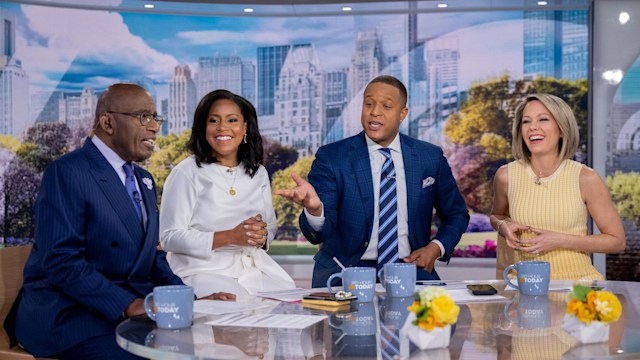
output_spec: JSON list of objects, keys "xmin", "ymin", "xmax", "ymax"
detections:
[
  {"xmin": 142, "ymin": 177, "xmax": 153, "ymax": 190},
  {"xmin": 419, "ymin": 286, "xmax": 450, "ymax": 304}
]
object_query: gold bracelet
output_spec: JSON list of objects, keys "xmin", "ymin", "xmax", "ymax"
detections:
[{"xmin": 496, "ymin": 219, "xmax": 509, "ymax": 235}]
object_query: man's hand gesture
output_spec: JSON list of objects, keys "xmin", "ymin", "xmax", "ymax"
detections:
[{"xmin": 274, "ymin": 172, "xmax": 323, "ymax": 216}]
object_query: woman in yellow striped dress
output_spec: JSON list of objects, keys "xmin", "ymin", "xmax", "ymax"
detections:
[{"xmin": 490, "ymin": 94, "xmax": 625, "ymax": 280}]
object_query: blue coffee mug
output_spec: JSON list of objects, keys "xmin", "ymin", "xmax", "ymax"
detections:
[
  {"xmin": 379, "ymin": 263, "xmax": 416, "ymax": 297},
  {"xmin": 144, "ymin": 285, "xmax": 194, "ymax": 329},
  {"xmin": 503, "ymin": 261, "xmax": 550, "ymax": 296},
  {"xmin": 327, "ymin": 267, "xmax": 376, "ymax": 302}
]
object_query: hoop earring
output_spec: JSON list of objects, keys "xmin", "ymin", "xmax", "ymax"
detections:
[{"xmin": 243, "ymin": 133, "xmax": 247, "ymax": 144}]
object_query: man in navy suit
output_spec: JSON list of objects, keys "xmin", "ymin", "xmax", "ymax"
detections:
[
  {"xmin": 5, "ymin": 83, "xmax": 234, "ymax": 359},
  {"xmin": 276, "ymin": 75, "xmax": 469, "ymax": 288}
]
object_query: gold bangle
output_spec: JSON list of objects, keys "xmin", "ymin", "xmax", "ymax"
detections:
[{"xmin": 496, "ymin": 219, "xmax": 509, "ymax": 235}]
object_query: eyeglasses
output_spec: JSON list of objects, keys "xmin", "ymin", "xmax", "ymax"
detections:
[{"xmin": 107, "ymin": 111, "xmax": 164, "ymax": 126}]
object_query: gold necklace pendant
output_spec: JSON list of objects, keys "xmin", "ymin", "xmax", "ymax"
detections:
[{"xmin": 216, "ymin": 163, "xmax": 239, "ymax": 196}]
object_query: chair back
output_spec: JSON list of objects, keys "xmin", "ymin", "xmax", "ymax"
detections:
[{"xmin": 0, "ymin": 245, "xmax": 30, "ymax": 352}]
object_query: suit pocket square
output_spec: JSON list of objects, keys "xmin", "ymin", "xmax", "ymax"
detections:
[{"xmin": 422, "ymin": 177, "xmax": 435, "ymax": 188}]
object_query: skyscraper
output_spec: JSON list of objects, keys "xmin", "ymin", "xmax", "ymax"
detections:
[
  {"xmin": 343, "ymin": 31, "xmax": 387, "ymax": 137},
  {"xmin": 257, "ymin": 45, "xmax": 291, "ymax": 116},
  {"xmin": 275, "ymin": 44, "xmax": 324, "ymax": 157},
  {"xmin": 324, "ymin": 69, "xmax": 348, "ymax": 144},
  {"xmin": 422, "ymin": 36, "xmax": 460, "ymax": 143},
  {"xmin": 348, "ymin": 31, "xmax": 386, "ymax": 100},
  {"xmin": 524, "ymin": 10, "xmax": 588, "ymax": 80},
  {"xmin": 197, "ymin": 55, "xmax": 255, "ymax": 104},
  {"xmin": 58, "ymin": 87, "xmax": 97, "ymax": 130},
  {"xmin": 169, "ymin": 65, "xmax": 197, "ymax": 135},
  {"xmin": 32, "ymin": 90, "xmax": 64, "ymax": 123},
  {"xmin": 0, "ymin": 8, "xmax": 28, "ymax": 137}
]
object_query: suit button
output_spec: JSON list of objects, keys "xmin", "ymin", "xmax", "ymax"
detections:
[
  {"xmin": 364, "ymin": 242, "xmax": 369, "ymax": 248},
  {"xmin": 111, "ymin": 241, "xmax": 118, "ymax": 248}
]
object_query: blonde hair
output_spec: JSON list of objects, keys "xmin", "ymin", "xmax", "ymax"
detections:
[{"xmin": 512, "ymin": 93, "xmax": 579, "ymax": 164}]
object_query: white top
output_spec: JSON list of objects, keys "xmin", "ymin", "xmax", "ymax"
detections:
[{"xmin": 160, "ymin": 156, "xmax": 295, "ymax": 294}]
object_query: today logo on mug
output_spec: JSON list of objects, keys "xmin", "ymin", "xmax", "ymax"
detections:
[
  {"xmin": 327, "ymin": 267, "xmax": 376, "ymax": 302},
  {"xmin": 144, "ymin": 285, "xmax": 194, "ymax": 329},
  {"xmin": 379, "ymin": 263, "xmax": 416, "ymax": 297},
  {"xmin": 503, "ymin": 261, "xmax": 550, "ymax": 296}
]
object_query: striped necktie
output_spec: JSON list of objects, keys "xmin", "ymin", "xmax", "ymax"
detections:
[
  {"xmin": 123, "ymin": 162, "xmax": 143, "ymax": 223},
  {"xmin": 378, "ymin": 148, "xmax": 398, "ymax": 271}
]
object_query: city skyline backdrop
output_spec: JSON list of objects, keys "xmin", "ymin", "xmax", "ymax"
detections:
[{"xmin": 1, "ymin": 2, "xmax": 588, "ymax": 154}]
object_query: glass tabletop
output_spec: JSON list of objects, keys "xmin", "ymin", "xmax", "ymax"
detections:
[{"xmin": 116, "ymin": 280, "xmax": 640, "ymax": 359}]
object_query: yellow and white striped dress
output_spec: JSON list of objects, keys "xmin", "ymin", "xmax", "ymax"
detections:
[{"xmin": 507, "ymin": 159, "xmax": 603, "ymax": 281}]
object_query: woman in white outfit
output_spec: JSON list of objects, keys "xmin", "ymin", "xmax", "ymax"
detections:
[{"xmin": 160, "ymin": 89, "xmax": 296, "ymax": 298}]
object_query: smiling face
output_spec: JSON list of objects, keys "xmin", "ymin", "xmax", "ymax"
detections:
[
  {"xmin": 521, "ymin": 100, "xmax": 562, "ymax": 157},
  {"xmin": 360, "ymin": 82, "xmax": 408, "ymax": 147},
  {"xmin": 206, "ymin": 99, "xmax": 247, "ymax": 167},
  {"xmin": 100, "ymin": 85, "xmax": 159, "ymax": 162}
]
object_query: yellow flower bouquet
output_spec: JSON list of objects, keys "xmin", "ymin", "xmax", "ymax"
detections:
[
  {"xmin": 561, "ymin": 284, "xmax": 622, "ymax": 343},
  {"xmin": 401, "ymin": 286, "xmax": 460, "ymax": 350}
]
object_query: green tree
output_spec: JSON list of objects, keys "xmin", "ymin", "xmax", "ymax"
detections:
[
  {"xmin": 16, "ymin": 122, "xmax": 71, "ymax": 172},
  {"xmin": 479, "ymin": 133, "xmax": 511, "ymax": 162},
  {"xmin": 271, "ymin": 156, "xmax": 314, "ymax": 239},
  {"xmin": 2, "ymin": 158, "xmax": 40, "ymax": 239},
  {"xmin": 147, "ymin": 131, "xmax": 191, "ymax": 201},
  {"xmin": 606, "ymin": 171, "xmax": 640, "ymax": 226},
  {"xmin": 444, "ymin": 75, "xmax": 518, "ymax": 146},
  {"xmin": 532, "ymin": 77, "xmax": 588, "ymax": 144},
  {"xmin": 263, "ymin": 137, "xmax": 298, "ymax": 179}
]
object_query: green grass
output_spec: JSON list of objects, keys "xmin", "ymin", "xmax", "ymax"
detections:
[
  {"xmin": 267, "ymin": 231, "xmax": 498, "ymax": 256},
  {"xmin": 267, "ymin": 240, "xmax": 319, "ymax": 255}
]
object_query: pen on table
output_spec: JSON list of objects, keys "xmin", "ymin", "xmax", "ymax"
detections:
[
  {"xmin": 333, "ymin": 256, "xmax": 346, "ymax": 270},
  {"xmin": 416, "ymin": 280, "xmax": 447, "ymax": 286}
]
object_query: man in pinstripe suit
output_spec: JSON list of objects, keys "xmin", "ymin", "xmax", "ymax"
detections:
[
  {"xmin": 276, "ymin": 75, "xmax": 469, "ymax": 288},
  {"xmin": 5, "ymin": 83, "xmax": 234, "ymax": 359}
]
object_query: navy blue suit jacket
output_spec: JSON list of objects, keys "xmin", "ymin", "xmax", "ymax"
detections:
[
  {"xmin": 300, "ymin": 132, "xmax": 469, "ymax": 288},
  {"xmin": 7, "ymin": 139, "xmax": 182, "ymax": 357}
]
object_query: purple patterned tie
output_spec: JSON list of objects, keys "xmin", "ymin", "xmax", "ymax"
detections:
[{"xmin": 123, "ymin": 162, "xmax": 143, "ymax": 223}]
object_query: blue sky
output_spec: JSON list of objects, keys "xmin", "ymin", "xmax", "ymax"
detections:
[{"xmin": 8, "ymin": 2, "xmax": 540, "ymax": 101}]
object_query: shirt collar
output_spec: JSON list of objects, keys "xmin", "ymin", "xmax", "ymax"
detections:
[
  {"xmin": 91, "ymin": 135, "xmax": 127, "ymax": 171},
  {"xmin": 365, "ymin": 132, "xmax": 401, "ymax": 155}
]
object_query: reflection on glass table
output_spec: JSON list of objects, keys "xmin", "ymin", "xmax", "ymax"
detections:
[{"xmin": 117, "ymin": 280, "xmax": 640, "ymax": 359}]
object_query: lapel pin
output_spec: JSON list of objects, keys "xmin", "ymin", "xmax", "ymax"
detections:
[{"xmin": 142, "ymin": 177, "xmax": 153, "ymax": 190}]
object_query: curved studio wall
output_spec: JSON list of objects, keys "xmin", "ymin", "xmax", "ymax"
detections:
[{"xmin": 6, "ymin": 1, "xmax": 636, "ymax": 280}]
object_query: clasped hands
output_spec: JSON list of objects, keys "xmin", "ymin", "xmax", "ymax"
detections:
[
  {"xmin": 499, "ymin": 220, "xmax": 560, "ymax": 255},
  {"xmin": 232, "ymin": 214, "xmax": 268, "ymax": 248}
]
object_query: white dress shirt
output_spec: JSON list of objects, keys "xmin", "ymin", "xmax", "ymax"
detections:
[
  {"xmin": 305, "ymin": 133, "xmax": 445, "ymax": 259},
  {"xmin": 91, "ymin": 136, "xmax": 148, "ymax": 227}
]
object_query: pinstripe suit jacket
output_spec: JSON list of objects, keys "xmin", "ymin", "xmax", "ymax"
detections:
[
  {"xmin": 300, "ymin": 132, "xmax": 469, "ymax": 288},
  {"xmin": 8, "ymin": 139, "xmax": 182, "ymax": 357}
]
